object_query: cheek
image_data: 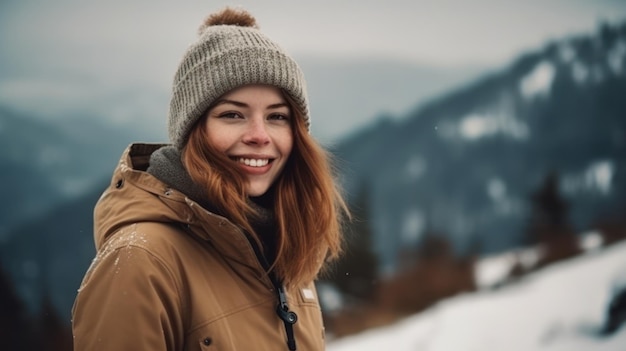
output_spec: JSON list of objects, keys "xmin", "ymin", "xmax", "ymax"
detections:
[
  {"xmin": 279, "ymin": 132, "xmax": 294, "ymax": 157},
  {"xmin": 204, "ymin": 126, "xmax": 231, "ymax": 153}
]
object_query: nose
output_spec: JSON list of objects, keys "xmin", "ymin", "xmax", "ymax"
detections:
[{"xmin": 242, "ymin": 117, "xmax": 270, "ymax": 145}]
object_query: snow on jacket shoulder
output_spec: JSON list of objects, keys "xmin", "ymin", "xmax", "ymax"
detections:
[{"xmin": 72, "ymin": 143, "xmax": 325, "ymax": 351}]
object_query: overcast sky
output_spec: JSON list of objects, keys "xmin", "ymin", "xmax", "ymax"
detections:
[{"xmin": 1, "ymin": 0, "xmax": 625, "ymax": 138}]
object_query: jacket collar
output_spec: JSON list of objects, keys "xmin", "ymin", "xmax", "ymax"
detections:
[{"xmin": 94, "ymin": 143, "xmax": 270, "ymax": 277}]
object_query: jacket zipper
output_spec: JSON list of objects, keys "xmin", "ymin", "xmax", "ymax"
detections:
[{"xmin": 244, "ymin": 232, "xmax": 298, "ymax": 351}]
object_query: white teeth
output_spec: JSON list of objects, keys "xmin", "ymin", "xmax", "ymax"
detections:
[{"xmin": 238, "ymin": 158, "xmax": 269, "ymax": 167}]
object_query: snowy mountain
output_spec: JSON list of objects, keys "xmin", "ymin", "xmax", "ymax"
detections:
[
  {"xmin": 327, "ymin": 240, "xmax": 626, "ymax": 351},
  {"xmin": 333, "ymin": 21, "xmax": 626, "ymax": 272}
]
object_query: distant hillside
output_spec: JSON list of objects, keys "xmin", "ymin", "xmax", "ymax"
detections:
[
  {"xmin": 0, "ymin": 184, "xmax": 103, "ymax": 321},
  {"xmin": 0, "ymin": 106, "xmax": 162, "ymax": 318},
  {"xmin": 298, "ymin": 57, "xmax": 486, "ymax": 143},
  {"xmin": 0, "ymin": 107, "xmax": 64, "ymax": 240},
  {"xmin": 334, "ymin": 22, "xmax": 626, "ymax": 270},
  {"xmin": 0, "ymin": 106, "xmax": 152, "ymax": 241}
]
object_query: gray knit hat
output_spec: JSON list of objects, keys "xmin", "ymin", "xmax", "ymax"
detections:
[{"xmin": 168, "ymin": 7, "xmax": 310, "ymax": 150}]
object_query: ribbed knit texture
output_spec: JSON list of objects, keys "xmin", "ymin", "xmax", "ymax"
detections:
[{"xmin": 168, "ymin": 25, "xmax": 309, "ymax": 150}]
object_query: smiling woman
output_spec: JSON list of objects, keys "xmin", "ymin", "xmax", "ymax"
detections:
[{"xmin": 71, "ymin": 7, "xmax": 349, "ymax": 351}]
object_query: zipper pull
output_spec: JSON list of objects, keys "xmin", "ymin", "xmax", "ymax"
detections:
[{"xmin": 276, "ymin": 286, "xmax": 298, "ymax": 350}]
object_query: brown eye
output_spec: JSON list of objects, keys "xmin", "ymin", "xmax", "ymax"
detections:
[
  {"xmin": 219, "ymin": 112, "xmax": 242, "ymax": 119},
  {"xmin": 268, "ymin": 113, "xmax": 290, "ymax": 121}
]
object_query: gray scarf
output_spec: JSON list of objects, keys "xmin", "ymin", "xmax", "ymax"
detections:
[{"xmin": 147, "ymin": 146, "xmax": 278, "ymax": 260}]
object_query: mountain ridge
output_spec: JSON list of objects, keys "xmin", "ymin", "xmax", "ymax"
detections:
[{"xmin": 334, "ymin": 21, "xmax": 626, "ymax": 270}]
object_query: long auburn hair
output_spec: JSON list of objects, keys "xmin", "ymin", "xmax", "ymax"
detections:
[{"xmin": 182, "ymin": 91, "xmax": 348, "ymax": 288}]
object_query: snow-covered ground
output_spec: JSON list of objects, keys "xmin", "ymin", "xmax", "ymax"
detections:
[{"xmin": 327, "ymin": 240, "xmax": 626, "ymax": 351}]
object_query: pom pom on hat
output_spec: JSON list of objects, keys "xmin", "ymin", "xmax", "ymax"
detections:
[
  {"xmin": 198, "ymin": 7, "xmax": 258, "ymax": 34},
  {"xmin": 168, "ymin": 7, "xmax": 309, "ymax": 150}
]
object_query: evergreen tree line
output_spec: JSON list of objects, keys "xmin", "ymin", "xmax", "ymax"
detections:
[
  {"xmin": 0, "ymin": 261, "xmax": 72, "ymax": 351},
  {"xmin": 322, "ymin": 172, "xmax": 626, "ymax": 337}
]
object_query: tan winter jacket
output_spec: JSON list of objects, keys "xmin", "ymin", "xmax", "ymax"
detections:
[{"xmin": 72, "ymin": 143, "xmax": 325, "ymax": 350}]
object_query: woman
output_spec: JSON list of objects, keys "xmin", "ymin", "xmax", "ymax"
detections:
[{"xmin": 72, "ymin": 7, "xmax": 348, "ymax": 351}]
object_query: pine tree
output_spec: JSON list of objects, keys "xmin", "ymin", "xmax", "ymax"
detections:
[
  {"xmin": 525, "ymin": 171, "xmax": 579, "ymax": 265},
  {"xmin": 527, "ymin": 172, "xmax": 570, "ymax": 242},
  {"xmin": 36, "ymin": 293, "xmax": 73, "ymax": 351},
  {"xmin": 0, "ymin": 261, "xmax": 37, "ymax": 350},
  {"xmin": 326, "ymin": 183, "xmax": 379, "ymax": 302}
]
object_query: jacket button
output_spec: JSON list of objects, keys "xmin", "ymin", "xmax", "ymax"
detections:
[{"xmin": 203, "ymin": 337, "xmax": 212, "ymax": 346}]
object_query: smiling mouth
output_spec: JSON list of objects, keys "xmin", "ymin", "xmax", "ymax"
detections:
[{"xmin": 234, "ymin": 157, "xmax": 271, "ymax": 167}]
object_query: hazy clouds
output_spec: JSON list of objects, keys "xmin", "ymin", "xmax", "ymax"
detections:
[
  {"xmin": 1, "ymin": 0, "xmax": 625, "ymax": 139},
  {"xmin": 4, "ymin": 0, "xmax": 626, "ymax": 67}
]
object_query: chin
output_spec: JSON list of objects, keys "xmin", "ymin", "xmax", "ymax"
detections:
[{"xmin": 247, "ymin": 186, "xmax": 269, "ymax": 197}]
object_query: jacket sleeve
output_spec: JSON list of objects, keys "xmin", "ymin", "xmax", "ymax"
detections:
[{"xmin": 72, "ymin": 240, "xmax": 185, "ymax": 351}]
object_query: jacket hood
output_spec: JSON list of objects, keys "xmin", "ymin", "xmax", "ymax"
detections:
[{"xmin": 93, "ymin": 143, "xmax": 263, "ymax": 272}]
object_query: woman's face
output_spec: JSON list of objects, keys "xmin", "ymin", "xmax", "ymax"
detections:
[{"xmin": 204, "ymin": 84, "xmax": 294, "ymax": 197}]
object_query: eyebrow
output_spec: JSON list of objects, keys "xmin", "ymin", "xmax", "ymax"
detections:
[{"xmin": 215, "ymin": 99, "xmax": 289, "ymax": 110}]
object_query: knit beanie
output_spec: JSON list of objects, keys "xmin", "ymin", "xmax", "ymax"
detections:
[{"xmin": 168, "ymin": 7, "xmax": 310, "ymax": 150}]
